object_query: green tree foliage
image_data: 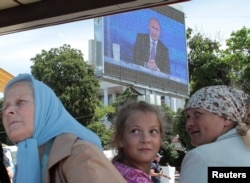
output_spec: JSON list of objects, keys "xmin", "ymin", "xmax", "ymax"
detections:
[
  {"xmin": 159, "ymin": 106, "xmax": 186, "ymax": 169},
  {"xmin": 95, "ymin": 105, "xmax": 115, "ymax": 121},
  {"xmin": 161, "ymin": 104, "xmax": 175, "ymax": 139},
  {"xmin": 87, "ymin": 122, "xmax": 112, "ymax": 150},
  {"xmin": 223, "ymin": 27, "xmax": 250, "ymax": 92},
  {"xmin": 30, "ymin": 44, "xmax": 100, "ymax": 126},
  {"xmin": 160, "ymin": 141, "xmax": 179, "ymax": 166},
  {"xmin": 91, "ymin": 105, "xmax": 115, "ymax": 148},
  {"xmin": 106, "ymin": 87, "xmax": 138, "ymax": 122},
  {"xmin": 187, "ymin": 28, "xmax": 231, "ymax": 95},
  {"xmin": 172, "ymin": 108, "xmax": 194, "ymax": 150}
]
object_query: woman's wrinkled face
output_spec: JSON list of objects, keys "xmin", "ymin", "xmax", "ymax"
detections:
[
  {"xmin": 2, "ymin": 82, "xmax": 34, "ymax": 143},
  {"xmin": 185, "ymin": 108, "xmax": 233, "ymax": 146}
]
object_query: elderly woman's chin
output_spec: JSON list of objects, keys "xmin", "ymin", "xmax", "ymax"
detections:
[{"xmin": 7, "ymin": 128, "xmax": 32, "ymax": 143}]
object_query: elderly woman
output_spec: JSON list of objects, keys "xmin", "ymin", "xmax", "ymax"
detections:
[
  {"xmin": 179, "ymin": 85, "xmax": 250, "ymax": 183},
  {"xmin": 2, "ymin": 73, "xmax": 126, "ymax": 183}
]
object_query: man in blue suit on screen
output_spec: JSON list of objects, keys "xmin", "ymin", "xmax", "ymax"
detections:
[{"xmin": 133, "ymin": 18, "xmax": 170, "ymax": 74}]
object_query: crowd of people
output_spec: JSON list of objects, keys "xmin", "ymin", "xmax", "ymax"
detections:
[{"xmin": 2, "ymin": 73, "xmax": 250, "ymax": 183}]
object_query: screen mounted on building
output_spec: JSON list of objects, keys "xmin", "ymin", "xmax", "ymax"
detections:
[{"xmin": 94, "ymin": 5, "xmax": 188, "ymax": 96}]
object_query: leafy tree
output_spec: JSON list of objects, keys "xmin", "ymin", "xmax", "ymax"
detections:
[
  {"xmin": 158, "ymin": 105, "xmax": 188, "ymax": 170},
  {"xmin": 239, "ymin": 67, "xmax": 250, "ymax": 93},
  {"xmin": 172, "ymin": 108, "xmax": 194, "ymax": 150},
  {"xmin": 223, "ymin": 27, "xmax": 250, "ymax": 92},
  {"xmin": 190, "ymin": 57, "xmax": 231, "ymax": 93},
  {"xmin": 187, "ymin": 28, "xmax": 231, "ymax": 95},
  {"xmin": 30, "ymin": 44, "xmax": 100, "ymax": 126},
  {"xmin": 94, "ymin": 105, "xmax": 115, "ymax": 122},
  {"xmin": 160, "ymin": 141, "xmax": 179, "ymax": 166},
  {"xmin": 90, "ymin": 105, "xmax": 115, "ymax": 148},
  {"xmin": 106, "ymin": 87, "xmax": 138, "ymax": 122},
  {"xmin": 87, "ymin": 122, "xmax": 112, "ymax": 150},
  {"xmin": 161, "ymin": 104, "xmax": 176, "ymax": 136}
]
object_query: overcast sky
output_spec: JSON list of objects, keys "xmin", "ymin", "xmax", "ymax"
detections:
[{"xmin": 0, "ymin": 0, "xmax": 249, "ymax": 78}]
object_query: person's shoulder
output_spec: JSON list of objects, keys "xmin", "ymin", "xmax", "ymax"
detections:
[
  {"xmin": 51, "ymin": 133, "xmax": 103, "ymax": 159},
  {"xmin": 151, "ymin": 161, "xmax": 157, "ymax": 168},
  {"xmin": 55, "ymin": 133, "xmax": 101, "ymax": 151},
  {"xmin": 188, "ymin": 142, "xmax": 216, "ymax": 155},
  {"xmin": 54, "ymin": 133, "xmax": 78, "ymax": 145},
  {"xmin": 193, "ymin": 131, "xmax": 241, "ymax": 153},
  {"xmin": 137, "ymin": 33, "xmax": 148, "ymax": 37},
  {"xmin": 184, "ymin": 139, "xmax": 232, "ymax": 162},
  {"xmin": 157, "ymin": 40, "xmax": 168, "ymax": 50},
  {"xmin": 183, "ymin": 144, "xmax": 215, "ymax": 164}
]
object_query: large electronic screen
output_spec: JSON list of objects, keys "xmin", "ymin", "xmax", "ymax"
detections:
[{"xmin": 94, "ymin": 6, "xmax": 188, "ymax": 96}]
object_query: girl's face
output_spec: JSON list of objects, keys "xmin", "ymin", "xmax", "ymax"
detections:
[
  {"xmin": 2, "ymin": 82, "xmax": 34, "ymax": 143},
  {"xmin": 185, "ymin": 108, "xmax": 233, "ymax": 146},
  {"xmin": 119, "ymin": 111, "xmax": 162, "ymax": 168}
]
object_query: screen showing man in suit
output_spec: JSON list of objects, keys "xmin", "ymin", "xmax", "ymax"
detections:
[
  {"xmin": 133, "ymin": 18, "xmax": 170, "ymax": 74},
  {"xmin": 98, "ymin": 6, "xmax": 189, "ymax": 96}
]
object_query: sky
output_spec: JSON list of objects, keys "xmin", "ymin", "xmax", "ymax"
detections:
[
  {"xmin": 178, "ymin": 0, "xmax": 250, "ymax": 39},
  {"xmin": 0, "ymin": 0, "xmax": 249, "ymax": 77}
]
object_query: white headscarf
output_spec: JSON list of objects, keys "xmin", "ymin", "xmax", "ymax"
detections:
[{"xmin": 185, "ymin": 85, "xmax": 250, "ymax": 135}]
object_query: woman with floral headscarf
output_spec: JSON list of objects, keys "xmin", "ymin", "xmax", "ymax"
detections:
[{"xmin": 179, "ymin": 85, "xmax": 250, "ymax": 183}]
